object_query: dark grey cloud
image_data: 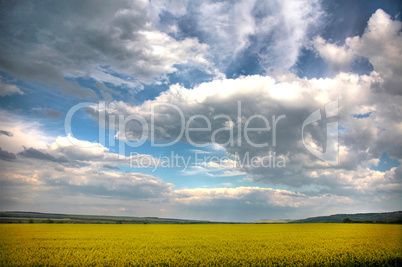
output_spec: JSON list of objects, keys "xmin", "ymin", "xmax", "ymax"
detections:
[
  {"xmin": 32, "ymin": 108, "xmax": 63, "ymax": 119},
  {"xmin": 0, "ymin": 0, "xmax": 210, "ymax": 97},
  {"xmin": 102, "ymin": 164, "xmax": 120, "ymax": 170},
  {"xmin": 0, "ymin": 130, "xmax": 13, "ymax": 137},
  {"xmin": 0, "ymin": 147, "xmax": 16, "ymax": 161},
  {"xmin": 18, "ymin": 147, "xmax": 68, "ymax": 163}
]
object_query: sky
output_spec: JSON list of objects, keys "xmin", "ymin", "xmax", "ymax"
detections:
[{"xmin": 0, "ymin": 0, "xmax": 401, "ymax": 222}]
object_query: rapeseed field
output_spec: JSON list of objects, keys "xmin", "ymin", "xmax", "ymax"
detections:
[{"xmin": 1, "ymin": 224, "xmax": 401, "ymax": 266}]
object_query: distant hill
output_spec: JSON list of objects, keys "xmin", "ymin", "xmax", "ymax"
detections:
[
  {"xmin": 2, "ymin": 211, "xmax": 402, "ymax": 224},
  {"xmin": 0, "ymin": 211, "xmax": 220, "ymax": 224},
  {"xmin": 253, "ymin": 219, "xmax": 295, "ymax": 224},
  {"xmin": 291, "ymin": 211, "xmax": 402, "ymax": 224}
]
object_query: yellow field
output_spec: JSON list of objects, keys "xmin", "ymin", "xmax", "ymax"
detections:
[{"xmin": 1, "ymin": 224, "xmax": 401, "ymax": 266}]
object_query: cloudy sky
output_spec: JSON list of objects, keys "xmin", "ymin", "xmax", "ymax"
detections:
[{"xmin": 0, "ymin": 0, "xmax": 401, "ymax": 222}]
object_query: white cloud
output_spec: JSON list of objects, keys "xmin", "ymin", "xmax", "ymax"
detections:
[
  {"xmin": 197, "ymin": 0, "xmax": 256, "ymax": 61},
  {"xmin": 0, "ymin": 158, "xmax": 173, "ymax": 200},
  {"xmin": 49, "ymin": 135, "xmax": 109, "ymax": 160},
  {"xmin": 23, "ymin": 134, "xmax": 158, "ymax": 170},
  {"xmin": 313, "ymin": 9, "xmax": 402, "ymax": 94},
  {"xmin": 173, "ymin": 187, "xmax": 306, "ymax": 207},
  {"xmin": 257, "ymin": 0, "xmax": 324, "ymax": 70},
  {"xmin": 187, "ymin": 0, "xmax": 323, "ymax": 72},
  {"xmin": 0, "ymin": 80, "xmax": 23, "ymax": 97},
  {"xmin": 0, "ymin": 132, "xmax": 173, "ymax": 203},
  {"xmin": 312, "ymin": 36, "xmax": 355, "ymax": 70},
  {"xmin": 170, "ymin": 186, "xmax": 361, "ymax": 221},
  {"xmin": 0, "ymin": 110, "xmax": 52, "ymax": 153}
]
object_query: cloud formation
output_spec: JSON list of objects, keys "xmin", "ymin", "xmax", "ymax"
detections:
[
  {"xmin": 0, "ymin": 0, "xmax": 211, "ymax": 96},
  {"xmin": 0, "ymin": 79, "xmax": 23, "ymax": 97},
  {"xmin": 85, "ymin": 9, "xmax": 401, "ymax": 200},
  {"xmin": 0, "ymin": 130, "xmax": 13, "ymax": 137},
  {"xmin": 0, "ymin": 147, "xmax": 16, "ymax": 161},
  {"xmin": 313, "ymin": 9, "xmax": 402, "ymax": 94},
  {"xmin": 0, "ymin": 110, "xmax": 52, "ymax": 153},
  {"xmin": 157, "ymin": 0, "xmax": 323, "ymax": 73}
]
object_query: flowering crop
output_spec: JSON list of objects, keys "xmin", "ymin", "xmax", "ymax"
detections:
[{"xmin": 1, "ymin": 224, "xmax": 401, "ymax": 266}]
